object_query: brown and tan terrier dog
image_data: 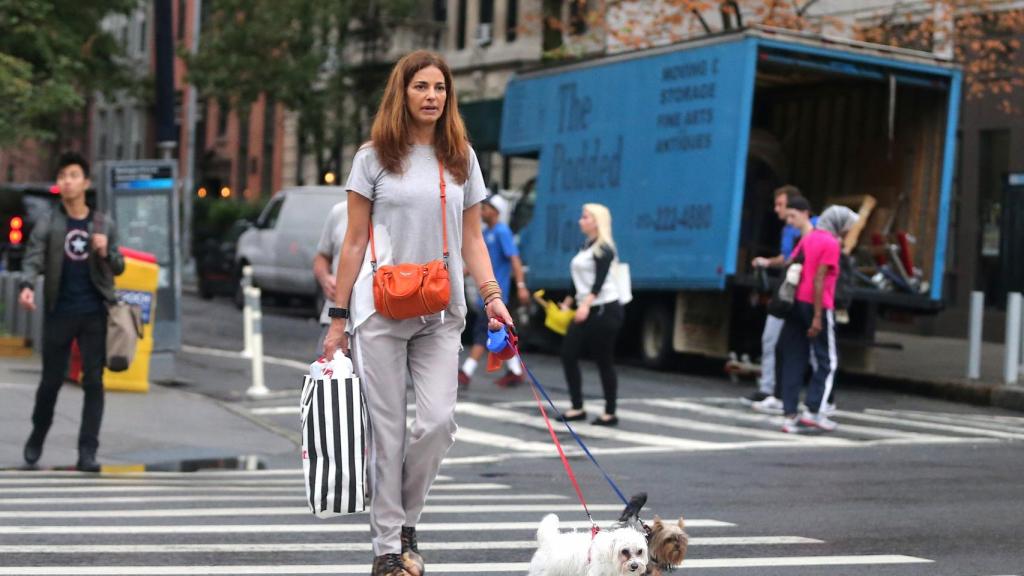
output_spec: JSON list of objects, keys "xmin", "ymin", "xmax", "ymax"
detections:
[
  {"xmin": 616, "ymin": 494, "xmax": 689, "ymax": 574},
  {"xmin": 644, "ymin": 516, "xmax": 688, "ymax": 575}
]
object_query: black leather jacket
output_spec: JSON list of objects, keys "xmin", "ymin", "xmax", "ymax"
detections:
[{"xmin": 19, "ymin": 206, "xmax": 126, "ymax": 313}]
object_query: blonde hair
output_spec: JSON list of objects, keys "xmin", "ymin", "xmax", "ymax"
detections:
[
  {"xmin": 583, "ymin": 203, "xmax": 616, "ymax": 258},
  {"xmin": 370, "ymin": 50, "xmax": 470, "ymax": 183}
]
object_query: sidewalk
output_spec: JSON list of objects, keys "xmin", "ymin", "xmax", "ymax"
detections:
[
  {"xmin": 0, "ymin": 354, "xmax": 296, "ymax": 470},
  {"xmin": 843, "ymin": 330, "xmax": 1024, "ymax": 412}
]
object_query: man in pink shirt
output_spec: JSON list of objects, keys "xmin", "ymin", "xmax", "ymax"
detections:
[{"xmin": 778, "ymin": 196, "xmax": 840, "ymax": 433}]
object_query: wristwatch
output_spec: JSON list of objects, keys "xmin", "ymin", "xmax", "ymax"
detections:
[{"xmin": 328, "ymin": 307, "xmax": 350, "ymax": 319}]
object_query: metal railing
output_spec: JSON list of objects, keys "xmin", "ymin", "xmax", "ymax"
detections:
[{"xmin": 0, "ymin": 272, "xmax": 43, "ymax": 351}]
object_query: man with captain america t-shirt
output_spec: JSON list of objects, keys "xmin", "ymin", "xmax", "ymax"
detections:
[{"xmin": 18, "ymin": 152, "xmax": 125, "ymax": 472}]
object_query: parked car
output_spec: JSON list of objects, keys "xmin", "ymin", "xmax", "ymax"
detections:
[
  {"xmin": 234, "ymin": 187, "xmax": 344, "ymax": 315},
  {"xmin": 196, "ymin": 219, "xmax": 250, "ymax": 300}
]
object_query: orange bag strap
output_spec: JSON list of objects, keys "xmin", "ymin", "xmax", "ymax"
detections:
[{"xmin": 369, "ymin": 158, "xmax": 447, "ymax": 272}]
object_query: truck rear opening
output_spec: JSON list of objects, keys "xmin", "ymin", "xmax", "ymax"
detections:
[{"xmin": 742, "ymin": 33, "xmax": 958, "ymax": 310}]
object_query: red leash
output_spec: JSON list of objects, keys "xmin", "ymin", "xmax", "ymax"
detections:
[{"xmin": 525, "ymin": 354, "xmax": 597, "ymax": 528}]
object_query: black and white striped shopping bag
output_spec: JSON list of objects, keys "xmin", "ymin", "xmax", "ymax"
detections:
[{"xmin": 300, "ymin": 371, "xmax": 368, "ymax": 518}]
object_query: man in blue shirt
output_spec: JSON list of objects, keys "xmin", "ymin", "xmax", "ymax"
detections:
[
  {"xmin": 459, "ymin": 196, "xmax": 530, "ymax": 388},
  {"xmin": 743, "ymin": 185, "xmax": 815, "ymax": 411}
]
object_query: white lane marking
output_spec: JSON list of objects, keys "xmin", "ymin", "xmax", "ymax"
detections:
[
  {"xmin": 0, "ymin": 482, "xmax": 505, "ymax": 495},
  {"xmin": 455, "ymin": 402, "xmax": 829, "ymax": 451},
  {"xmin": 0, "ymin": 493, "xmax": 561, "ymax": 507},
  {"xmin": 0, "ymin": 469, "xmax": 305, "ymax": 478},
  {"xmin": 0, "ymin": 519, "xmax": 733, "ymax": 535},
  {"xmin": 0, "ymin": 556, "xmax": 931, "ymax": 574},
  {"xmin": 643, "ymin": 399, "xmax": 954, "ymax": 441},
  {"xmin": 842, "ymin": 410, "xmax": 1024, "ymax": 440},
  {"xmin": 454, "ymin": 426, "xmax": 556, "ymax": 452},
  {"xmin": 250, "ymin": 406, "xmax": 299, "ymax": 415},
  {"xmin": 865, "ymin": 409, "xmax": 1024, "ymax": 435},
  {"xmin": 581, "ymin": 402, "xmax": 852, "ymax": 446},
  {"xmin": 0, "ymin": 536, "xmax": 819, "ymax": 554},
  {"xmin": 0, "ymin": 478, "xmax": 303, "ymax": 486},
  {"xmin": 181, "ymin": 344, "xmax": 308, "ymax": 371},
  {"xmin": 0, "ymin": 503, "xmax": 629, "ymax": 519}
]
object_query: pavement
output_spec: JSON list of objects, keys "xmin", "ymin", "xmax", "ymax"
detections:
[
  {"xmin": 0, "ymin": 354, "xmax": 296, "ymax": 471},
  {"xmin": 845, "ymin": 330, "xmax": 1024, "ymax": 412}
]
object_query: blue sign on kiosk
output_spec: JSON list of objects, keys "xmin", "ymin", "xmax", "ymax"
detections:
[{"xmin": 99, "ymin": 160, "xmax": 181, "ymax": 382}]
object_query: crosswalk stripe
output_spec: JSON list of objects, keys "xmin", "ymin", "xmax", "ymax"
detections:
[
  {"xmin": 250, "ymin": 406, "xmax": 298, "ymax": 415},
  {"xmin": 642, "ymin": 399, "xmax": 953, "ymax": 441},
  {"xmin": 456, "ymin": 402, "xmax": 802, "ymax": 451},
  {"xmin": 0, "ymin": 519, "xmax": 734, "ymax": 535},
  {"xmin": 0, "ymin": 493, "xmax": 566, "ymax": 506},
  {"xmin": 0, "ymin": 556, "xmax": 932, "ymax": 574},
  {"xmin": 864, "ymin": 409, "xmax": 1024, "ymax": 436},
  {"xmin": 0, "ymin": 482, "xmax": 503, "ymax": 496},
  {"xmin": 842, "ymin": 410, "xmax": 1024, "ymax": 440},
  {"xmin": 0, "ymin": 478, "xmax": 304, "ymax": 486},
  {"xmin": 454, "ymin": 426, "xmax": 556, "ymax": 452},
  {"xmin": 0, "ymin": 503, "xmax": 629, "ymax": 519},
  {"xmin": 0, "ymin": 469, "xmax": 305, "ymax": 478},
  {"xmin": 581, "ymin": 402, "xmax": 853, "ymax": 445},
  {"xmin": 0, "ymin": 536, "xmax": 821, "ymax": 554}
]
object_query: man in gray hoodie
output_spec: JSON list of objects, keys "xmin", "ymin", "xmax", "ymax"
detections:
[{"xmin": 18, "ymin": 152, "xmax": 125, "ymax": 472}]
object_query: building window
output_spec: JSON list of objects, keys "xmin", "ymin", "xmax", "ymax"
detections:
[
  {"xmin": 178, "ymin": 0, "xmax": 187, "ymax": 41},
  {"xmin": 98, "ymin": 111, "xmax": 108, "ymax": 158},
  {"xmin": 217, "ymin": 99, "xmax": 229, "ymax": 136},
  {"xmin": 139, "ymin": 17, "xmax": 147, "ymax": 53},
  {"xmin": 479, "ymin": 0, "xmax": 493, "ymax": 24},
  {"xmin": 507, "ymin": 0, "xmax": 518, "ymax": 42},
  {"xmin": 569, "ymin": 0, "xmax": 588, "ymax": 36},
  {"xmin": 457, "ymin": 0, "xmax": 468, "ymax": 50}
]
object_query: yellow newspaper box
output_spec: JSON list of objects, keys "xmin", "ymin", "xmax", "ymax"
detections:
[{"xmin": 104, "ymin": 247, "xmax": 159, "ymax": 392}]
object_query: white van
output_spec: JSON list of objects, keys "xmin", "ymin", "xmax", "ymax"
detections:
[{"xmin": 235, "ymin": 187, "xmax": 344, "ymax": 315}]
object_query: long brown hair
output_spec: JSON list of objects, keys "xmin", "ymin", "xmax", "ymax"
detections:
[{"xmin": 370, "ymin": 51, "xmax": 470, "ymax": 183}]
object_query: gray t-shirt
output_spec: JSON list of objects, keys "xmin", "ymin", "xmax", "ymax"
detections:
[
  {"xmin": 316, "ymin": 201, "xmax": 348, "ymax": 325},
  {"xmin": 345, "ymin": 143, "xmax": 487, "ymax": 327}
]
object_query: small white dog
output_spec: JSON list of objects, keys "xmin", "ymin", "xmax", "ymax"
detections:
[{"xmin": 529, "ymin": 514, "xmax": 648, "ymax": 576}]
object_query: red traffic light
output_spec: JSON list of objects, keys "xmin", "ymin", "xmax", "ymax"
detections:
[
  {"xmin": 10, "ymin": 216, "xmax": 23, "ymax": 230},
  {"xmin": 9, "ymin": 229, "xmax": 23, "ymax": 245}
]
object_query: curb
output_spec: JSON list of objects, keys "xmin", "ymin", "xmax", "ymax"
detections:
[{"xmin": 839, "ymin": 369, "xmax": 1024, "ymax": 412}]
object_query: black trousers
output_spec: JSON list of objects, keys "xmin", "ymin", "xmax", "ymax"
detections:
[
  {"xmin": 778, "ymin": 302, "xmax": 837, "ymax": 417},
  {"xmin": 561, "ymin": 302, "xmax": 624, "ymax": 415},
  {"xmin": 33, "ymin": 311, "xmax": 107, "ymax": 453}
]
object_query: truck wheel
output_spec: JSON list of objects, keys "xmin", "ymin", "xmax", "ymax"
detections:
[{"xmin": 640, "ymin": 301, "xmax": 674, "ymax": 369}]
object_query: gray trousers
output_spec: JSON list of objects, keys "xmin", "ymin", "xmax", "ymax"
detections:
[
  {"xmin": 758, "ymin": 314, "xmax": 785, "ymax": 395},
  {"xmin": 351, "ymin": 311, "xmax": 462, "ymax": 556}
]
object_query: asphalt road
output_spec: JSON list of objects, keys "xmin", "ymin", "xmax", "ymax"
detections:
[{"xmin": 4, "ymin": 291, "xmax": 1015, "ymax": 574}]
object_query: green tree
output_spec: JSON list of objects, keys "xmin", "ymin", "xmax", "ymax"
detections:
[
  {"xmin": 184, "ymin": 0, "xmax": 422, "ymax": 191},
  {"xmin": 0, "ymin": 0, "xmax": 141, "ymax": 146}
]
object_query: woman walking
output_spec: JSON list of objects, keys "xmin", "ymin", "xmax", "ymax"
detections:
[
  {"xmin": 559, "ymin": 203, "xmax": 624, "ymax": 426},
  {"xmin": 323, "ymin": 51, "xmax": 513, "ymax": 576}
]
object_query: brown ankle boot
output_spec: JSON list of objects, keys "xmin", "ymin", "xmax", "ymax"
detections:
[
  {"xmin": 371, "ymin": 553, "xmax": 409, "ymax": 576},
  {"xmin": 401, "ymin": 526, "xmax": 425, "ymax": 576}
]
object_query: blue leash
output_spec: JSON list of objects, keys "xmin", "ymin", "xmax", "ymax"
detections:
[{"xmin": 511, "ymin": 344, "xmax": 629, "ymax": 506}]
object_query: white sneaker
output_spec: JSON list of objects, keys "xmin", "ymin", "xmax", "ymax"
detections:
[
  {"xmin": 781, "ymin": 416, "xmax": 802, "ymax": 434},
  {"xmin": 752, "ymin": 396, "xmax": 784, "ymax": 415},
  {"xmin": 799, "ymin": 411, "xmax": 838, "ymax": 432},
  {"xmin": 822, "ymin": 403, "xmax": 837, "ymax": 418}
]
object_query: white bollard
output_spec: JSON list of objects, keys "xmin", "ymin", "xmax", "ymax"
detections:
[
  {"xmin": 245, "ymin": 286, "xmax": 270, "ymax": 398},
  {"xmin": 1004, "ymin": 292, "xmax": 1021, "ymax": 385},
  {"xmin": 241, "ymin": 266, "xmax": 254, "ymax": 358},
  {"xmin": 967, "ymin": 291, "xmax": 984, "ymax": 380}
]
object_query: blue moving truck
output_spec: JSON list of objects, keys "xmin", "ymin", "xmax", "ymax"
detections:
[{"xmin": 500, "ymin": 27, "xmax": 961, "ymax": 367}]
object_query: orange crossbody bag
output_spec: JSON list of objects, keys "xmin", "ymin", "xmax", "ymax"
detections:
[{"xmin": 368, "ymin": 159, "xmax": 451, "ymax": 320}]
